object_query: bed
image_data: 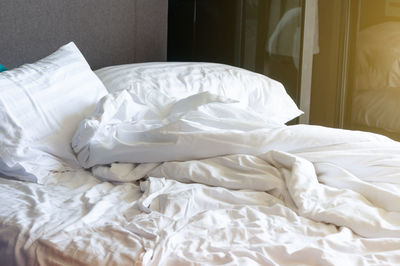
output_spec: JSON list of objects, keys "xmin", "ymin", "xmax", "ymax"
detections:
[{"xmin": 2, "ymin": 2, "xmax": 400, "ymax": 266}]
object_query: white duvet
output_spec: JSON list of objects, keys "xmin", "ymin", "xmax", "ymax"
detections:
[{"xmin": 2, "ymin": 90, "xmax": 400, "ymax": 265}]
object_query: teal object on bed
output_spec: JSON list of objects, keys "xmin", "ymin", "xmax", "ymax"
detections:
[{"xmin": 0, "ymin": 64, "xmax": 7, "ymax": 72}]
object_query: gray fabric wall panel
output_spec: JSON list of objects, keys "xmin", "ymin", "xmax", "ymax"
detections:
[
  {"xmin": 135, "ymin": 0, "xmax": 168, "ymax": 63},
  {"xmin": 0, "ymin": 0, "xmax": 167, "ymax": 70}
]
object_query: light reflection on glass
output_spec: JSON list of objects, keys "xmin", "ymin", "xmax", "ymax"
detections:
[{"xmin": 349, "ymin": 0, "xmax": 400, "ymax": 140}]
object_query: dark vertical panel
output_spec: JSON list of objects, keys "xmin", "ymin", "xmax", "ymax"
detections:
[
  {"xmin": 168, "ymin": 0, "xmax": 196, "ymax": 61},
  {"xmin": 310, "ymin": 0, "xmax": 346, "ymax": 127},
  {"xmin": 344, "ymin": 0, "xmax": 362, "ymax": 129},
  {"xmin": 240, "ymin": 0, "xmax": 260, "ymax": 71},
  {"xmin": 168, "ymin": 0, "xmax": 240, "ymax": 65},
  {"xmin": 255, "ymin": 0, "xmax": 268, "ymax": 73},
  {"xmin": 235, "ymin": 0, "xmax": 244, "ymax": 66},
  {"xmin": 195, "ymin": 0, "xmax": 238, "ymax": 64}
]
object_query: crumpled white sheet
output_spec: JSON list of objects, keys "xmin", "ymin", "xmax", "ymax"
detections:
[
  {"xmin": 3, "ymin": 88, "xmax": 400, "ymax": 264},
  {"xmin": 3, "ymin": 123, "xmax": 400, "ymax": 265},
  {"xmin": 72, "ymin": 90, "xmax": 284, "ymax": 168}
]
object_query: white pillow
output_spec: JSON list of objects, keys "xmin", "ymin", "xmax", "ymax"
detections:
[
  {"xmin": 95, "ymin": 62, "xmax": 302, "ymax": 124},
  {"xmin": 0, "ymin": 42, "xmax": 108, "ymax": 183}
]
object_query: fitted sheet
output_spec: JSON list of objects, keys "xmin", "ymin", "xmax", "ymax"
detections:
[{"xmin": 2, "ymin": 124, "xmax": 400, "ymax": 265}]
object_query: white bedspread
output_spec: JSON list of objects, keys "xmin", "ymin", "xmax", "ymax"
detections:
[{"xmin": 2, "ymin": 91, "xmax": 400, "ymax": 265}]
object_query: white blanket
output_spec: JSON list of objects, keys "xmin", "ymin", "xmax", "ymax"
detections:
[
  {"xmin": 72, "ymin": 90, "xmax": 286, "ymax": 167},
  {"xmin": 2, "ymin": 90, "xmax": 400, "ymax": 265}
]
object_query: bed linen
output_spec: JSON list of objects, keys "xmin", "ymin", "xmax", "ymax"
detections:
[
  {"xmin": 0, "ymin": 42, "xmax": 107, "ymax": 183},
  {"xmin": 2, "ymin": 107, "xmax": 400, "ymax": 265},
  {"xmin": 94, "ymin": 62, "xmax": 303, "ymax": 125}
]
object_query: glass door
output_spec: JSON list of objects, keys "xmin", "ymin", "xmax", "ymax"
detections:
[
  {"xmin": 240, "ymin": 0, "xmax": 318, "ymax": 123},
  {"xmin": 168, "ymin": 0, "xmax": 317, "ymax": 123},
  {"xmin": 346, "ymin": 0, "xmax": 400, "ymax": 140}
]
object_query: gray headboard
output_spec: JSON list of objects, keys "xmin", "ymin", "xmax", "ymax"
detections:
[{"xmin": 0, "ymin": 0, "xmax": 168, "ymax": 70}]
